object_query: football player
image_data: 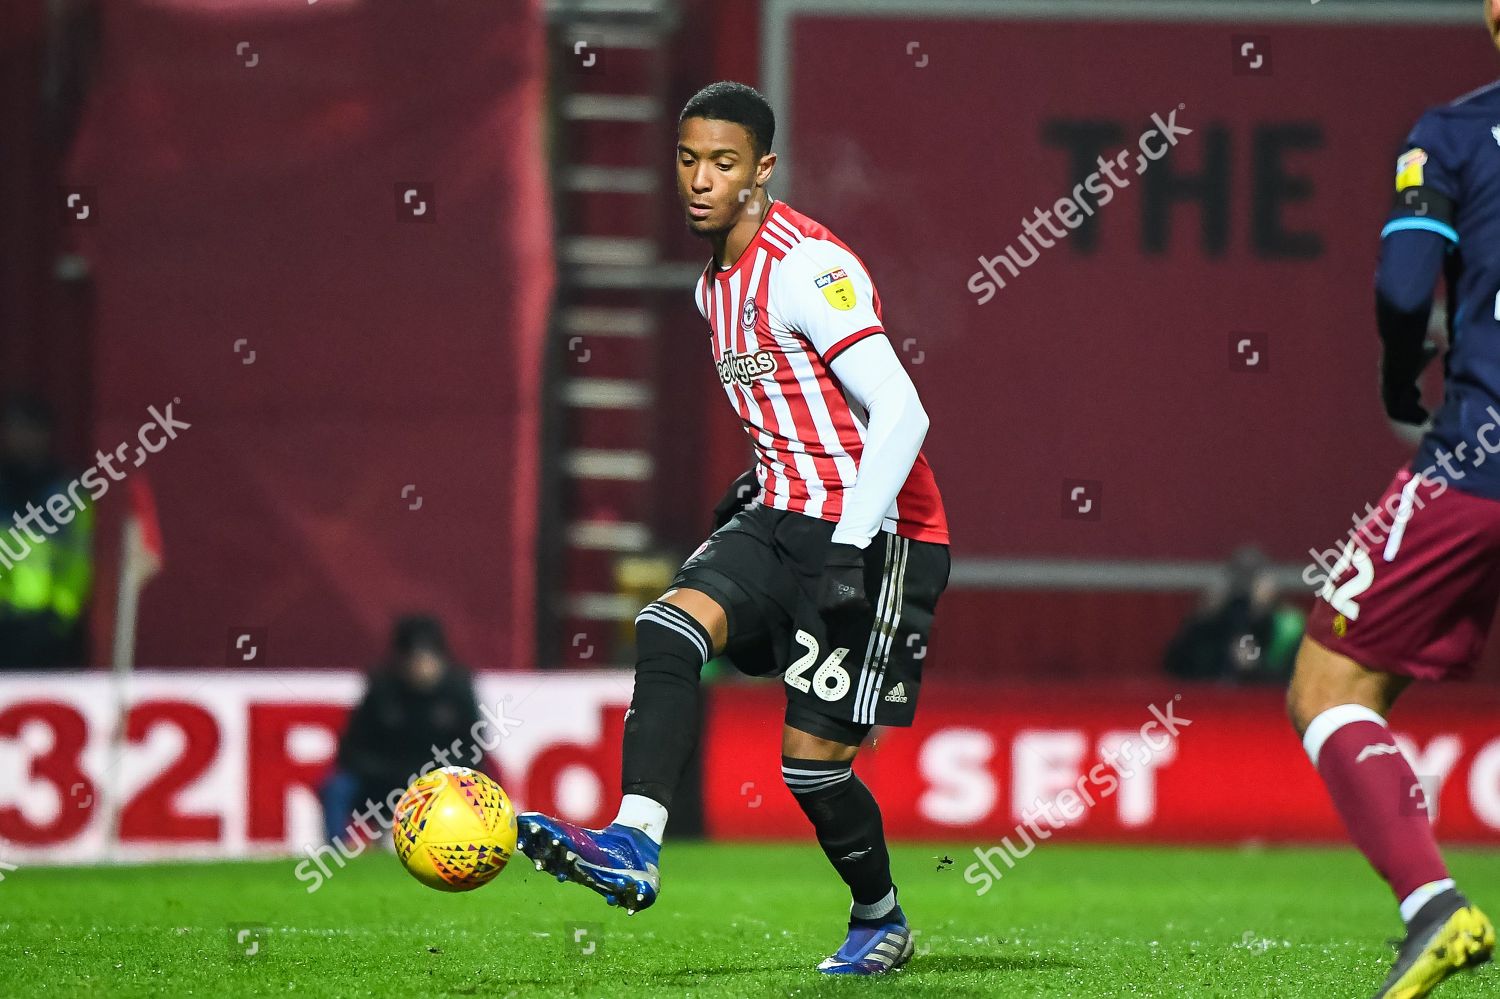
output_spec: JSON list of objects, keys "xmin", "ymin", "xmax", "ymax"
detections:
[{"xmin": 517, "ymin": 81, "xmax": 950, "ymax": 975}]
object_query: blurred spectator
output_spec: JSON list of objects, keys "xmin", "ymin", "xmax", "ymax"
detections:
[
  {"xmin": 320, "ymin": 615, "xmax": 486, "ymax": 845},
  {"xmin": 0, "ymin": 396, "xmax": 92, "ymax": 669},
  {"xmin": 1164, "ymin": 546, "xmax": 1305, "ymax": 684}
]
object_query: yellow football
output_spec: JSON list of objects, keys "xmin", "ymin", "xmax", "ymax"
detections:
[{"xmin": 393, "ymin": 766, "xmax": 518, "ymax": 892}]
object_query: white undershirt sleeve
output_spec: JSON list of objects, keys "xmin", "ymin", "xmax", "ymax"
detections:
[{"xmin": 827, "ymin": 335, "xmax": 929, "ymax": 548}]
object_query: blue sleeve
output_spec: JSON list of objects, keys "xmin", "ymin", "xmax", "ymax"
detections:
[
  {"xmin": 1375, "ymin": 229, "xmax": 1442, "ymax": 400},
  {"xmin": 1376, "ymin": 228, "xmax": 1446, "ymax": 317},
  {"xmin": 1381, "ymin": 110, "xmax": 1461, "ymax": 244},
  {"xmin": 1375, "ymin": 111, "xmax": 1460, "ymax": 405}
]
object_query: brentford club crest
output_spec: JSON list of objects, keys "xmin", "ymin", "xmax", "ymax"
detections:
[{"xmin": 742, "ymin": 298, "xmax": 757, "ymax": 331}]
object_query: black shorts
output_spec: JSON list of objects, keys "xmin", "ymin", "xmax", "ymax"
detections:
[{"xmin": 670, "ymin": 504, "xmax": 950, "ymax": 732}]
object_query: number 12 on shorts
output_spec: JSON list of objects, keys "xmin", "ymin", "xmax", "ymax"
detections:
[
  {"xmin": 1320, "ymin": 538, "xmax": 1374, "ymax": 619},
  {"xmin": 785, "ymin": 630, "xmax": 853, "ymax": 702}
]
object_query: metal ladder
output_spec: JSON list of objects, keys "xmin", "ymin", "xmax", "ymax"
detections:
[{"xmin": 540, "ymin": 0, "xmax": 702, "ymax": 666}]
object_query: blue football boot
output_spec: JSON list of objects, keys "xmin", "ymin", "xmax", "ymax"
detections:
[
  {"xmin": 817, "ymin": 909, "xmax": 915, "ymax": 974},
  {"xmin": 516, "ymin": 812, "xmax": 660, "ymax": 914}
]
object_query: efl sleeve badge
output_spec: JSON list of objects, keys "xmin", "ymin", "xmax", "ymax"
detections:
[
  {"xmin": 814, "ymin": 267, "xmax": 857, "ymax": 311},
  {"xmin": 1395, "ymin": 148, "xmax": 1427, "ymax": 192}
]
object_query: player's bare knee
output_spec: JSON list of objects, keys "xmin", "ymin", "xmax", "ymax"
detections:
[
  {"xmin": 657, "ymin": 587, "xmax": 729, "ymax": 655},
  {"xmin": 1286, "ymin": 683, "xmax": 1319, "ymax": 736},
  {"xmin": 1286, "ymin": 636, "xmax": 1406, "ymax": 734},
  {"xmin": 1288, "ymin": 637, "xmax": 1348, "ymax": 733},
  {"xmin": 781, "ymin": 725, "xmax": 859, "ymax": 763},
  {"xmin": 1286, "ymin": 638, "xmax": 1322, "ymax": 734}
]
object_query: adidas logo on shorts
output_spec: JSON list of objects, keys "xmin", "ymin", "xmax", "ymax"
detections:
[{"xmin": 884, "ymin": 682, "xmax": 909, "ymax": 704}]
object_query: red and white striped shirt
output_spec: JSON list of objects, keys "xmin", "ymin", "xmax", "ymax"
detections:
[{"xmin": 694, "ymin": 200, "xmax": 949, "ymax": 545}]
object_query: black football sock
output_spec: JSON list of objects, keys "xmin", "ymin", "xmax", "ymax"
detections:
[
  {"xmin": 620, "ymin": 602, "xmax": 712, "ymax": 810},
  {"xmin": 782, "ymin": 756, "xmax": 898, "ymax": 925}
]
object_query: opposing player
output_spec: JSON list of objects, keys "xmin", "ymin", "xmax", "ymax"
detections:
[
  {"xmin": 517, "ymin": 81, "xmax": 949, "ymax": 975},
  {"xmin": 1288, "ymin": 12, "xmax": 1500, "ymax": 997}
]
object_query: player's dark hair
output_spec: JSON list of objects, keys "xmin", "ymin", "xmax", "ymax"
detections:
[{"xmin": 679, "ymin": 81, "xmax": 775, "ymax": 158}]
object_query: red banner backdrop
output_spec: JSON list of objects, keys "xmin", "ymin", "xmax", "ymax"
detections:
[
  {"xmin": 704, "ymin": 682, "xmax": 1500, "ymax": 846},
  {"xmin": 64, "ymin": 0, "xmax": 551, "ymax": 668},
  {"xmin": 756, "ymin": 13, "xmax": 1500, "ymax": 563},
  {"xmin": 5, "ymin": 672, "xmax": 1500, "ymax": 864},
  {"xmin": 0, "ymin": 671, "xmax": 634, "ymax": 864}
]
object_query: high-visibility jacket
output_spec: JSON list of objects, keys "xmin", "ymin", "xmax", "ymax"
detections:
[{"xmin": 0, "ymin": 489, "xmax": 94, "ymax": 626}]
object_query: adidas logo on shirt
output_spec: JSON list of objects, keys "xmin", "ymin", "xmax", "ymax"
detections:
[{"xmin": 884, "ymin": 682, "xmax": 908, "ymax": 704}]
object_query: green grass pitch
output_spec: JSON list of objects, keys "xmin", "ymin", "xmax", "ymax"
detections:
[{"xmin": 3, "ymin": 843, "xmax": 1497, "ymax": 997}]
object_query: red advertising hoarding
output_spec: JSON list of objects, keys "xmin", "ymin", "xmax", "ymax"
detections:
[
  {"xmin": 704, "ymin": 682, "xmax": 1500, "ymax": 845},
  {"xmin": 5, "ymin": 673, "xmax": 1500, "ymax": 864},
  {"xmin": 0, "ymin": 671, "xmax": 632, "ymax": 865}
]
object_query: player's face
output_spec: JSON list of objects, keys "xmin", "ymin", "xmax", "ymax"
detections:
[
  {"xmin": 676, "ymin": 117, "xmax": 772, "ymax": 236},
  {"xmin": 1490, "ymin": 0, "xmax": 1500, "ymax": 50}
]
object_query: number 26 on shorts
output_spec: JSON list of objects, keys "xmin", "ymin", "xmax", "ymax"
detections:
[{"xmin": 785, "ymin": 630, "xmax": 852, "ymax": 702}]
